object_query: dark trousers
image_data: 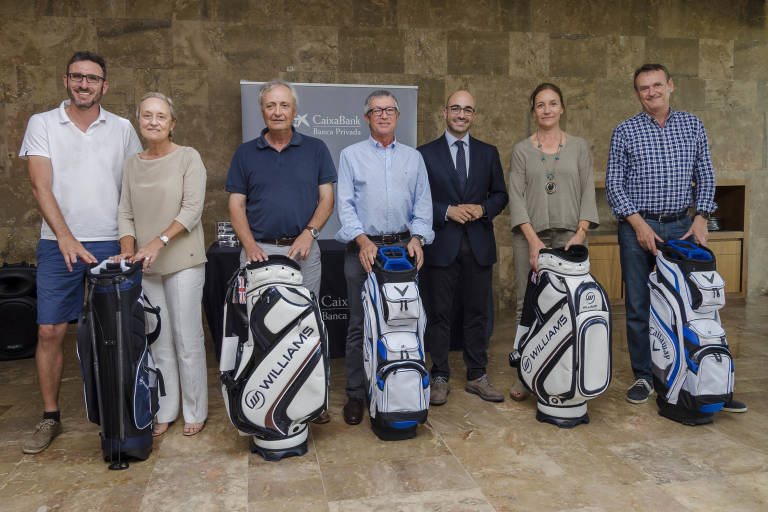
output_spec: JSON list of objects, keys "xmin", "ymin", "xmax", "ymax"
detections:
[
  {"xmin": 343, "ymin": 240, "xmax": 408, "ymax": 399},
  {"xmin": 424, "ymin": 232, "xmax": 492, "ymax": 381},
  {"xmin": 618, "ymin": 215, "xmax": 692, "ymax": 384}
]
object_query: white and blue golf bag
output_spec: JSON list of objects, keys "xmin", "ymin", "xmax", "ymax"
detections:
[
  {"xmin": 649, "ymin": 240, "xmax": 733, "ymax": 425},
  {"xmin": 220, "ymin": 256, "xmax": 329, "ymax": 461},
  {"xmin": 362, "ymin": 247, "xmax": 430, "ymax": 441},
  {"xmin": 509, "ymin": 245, "xmax": 612, "ymax": 428}
]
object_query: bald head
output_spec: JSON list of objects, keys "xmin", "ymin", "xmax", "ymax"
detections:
[{"xmin": 443, "ymin": 90, "xmax": 476, "ymax": 138}]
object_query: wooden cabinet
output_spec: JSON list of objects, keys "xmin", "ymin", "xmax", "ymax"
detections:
[
  {"xmin": 589, "ymin": 178, "xmax": 748, "ymax": 304},
  {"xmin": 588, "ymin": 235, "xmax": 623, "ymax": 301}
]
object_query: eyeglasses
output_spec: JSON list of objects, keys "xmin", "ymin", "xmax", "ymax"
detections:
[
  {"xmin": 447, "ymin": 105, "xmax": 475, "ymax": 115},
  {"xmin": 67, "ymin": 72, "xmax": 105, "ymax": 84},
  {"xmin": 366, "ymin": 107, "xmax": 399, "ymax": 117}
]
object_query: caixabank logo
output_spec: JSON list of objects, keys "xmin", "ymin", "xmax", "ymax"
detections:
[
  {"xmin": 293, "ymin": 113, "xmax": 363, "ymax": 137},
  {"xmin": 320, "ymin": 294, "xmax": 348, "ymax": 321}
]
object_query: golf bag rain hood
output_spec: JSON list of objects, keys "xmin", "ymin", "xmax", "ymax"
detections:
[
  {"xmin": 362, "ymin": 247, "xmax": 429, "ymax": 441},
  {"xmin": 648, "ymin": 240, "xmax": 733, "ymax": 425},
  {"xmin": 220, "ymin": 256, "xmax": 329, "ymax": 461},
  {"xmin": 510, "ymin": 245, "xmax": 612, "ymax": 428}
]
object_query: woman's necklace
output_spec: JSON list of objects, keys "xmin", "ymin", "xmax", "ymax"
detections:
[{"xmin": 535, "ymin": 130, "xmax": 563, "ymax": 195}]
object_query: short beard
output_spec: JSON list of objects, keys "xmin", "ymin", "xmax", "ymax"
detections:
[{"xmin": 68, "ymin": 85, "xmax": 103, "ymax": 109}]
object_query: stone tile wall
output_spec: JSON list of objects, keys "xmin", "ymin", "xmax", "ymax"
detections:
[{"xmin": 1, "ymin": 0, "xmax": 766, "ymax": 303}]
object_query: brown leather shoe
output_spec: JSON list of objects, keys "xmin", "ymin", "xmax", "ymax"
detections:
[
  {"xmin": 311, "ymin": 410, "xmax": 331, "ymax": 424},
  {"xmin": 343, "ymin": 397, "xmax": 365, "ymax": 425}
]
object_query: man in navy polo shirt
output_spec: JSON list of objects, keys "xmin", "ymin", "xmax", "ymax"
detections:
[
  {"xmin": 226, "ymin": 80, "xmax": 336, "ymax": 422},
  {"xmin": 227, "ymin": 80, "xmax": 336, "ymax": 297}
]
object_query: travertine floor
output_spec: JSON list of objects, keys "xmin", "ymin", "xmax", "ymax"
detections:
[{"xmin": 1, "ymin": 297, "xmax": 766, "ymax": 511}]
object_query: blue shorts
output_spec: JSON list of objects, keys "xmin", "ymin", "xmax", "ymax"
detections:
[{"xmin": 36, "ymin": 239, "xmax": 120, "ymax": 325}]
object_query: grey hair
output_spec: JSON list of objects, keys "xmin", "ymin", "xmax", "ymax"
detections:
[
  {"xmin": 363, "ymin": 90, "xmax": 399, "ymax": 115},
  {"xmin": 259, "ymin": 80, "xmax": 299, "ymax": 109},
  {"xmin": 136, "ymin": 91, "xmax": 176, "ymax": 121}
]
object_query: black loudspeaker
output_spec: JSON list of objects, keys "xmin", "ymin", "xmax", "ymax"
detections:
[{"xmin": 0, "ymin": 262, "xmax": 38, "ymax": 360}]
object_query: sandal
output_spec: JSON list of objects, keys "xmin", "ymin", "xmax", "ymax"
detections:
[
  {"xmin": 183, "ymin": 421, "xmax": 206, "ymax": 436},
  {"xmin": 510, "ymin": 378, "xmax": 531, "ymax": 402},
  {"xmin": 152, "ymin": 422, "xmax": 170, "ymax": 437}
]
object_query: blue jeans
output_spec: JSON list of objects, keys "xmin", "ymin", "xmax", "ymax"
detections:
[{"xmin": 618, "ymin": 216, "xmax": 692, "ymax": 384}]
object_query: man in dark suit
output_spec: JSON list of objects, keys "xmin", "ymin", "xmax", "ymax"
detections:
[{"xmin": 418, "ymin": 90, "xmax": 509, "ymax": 405}]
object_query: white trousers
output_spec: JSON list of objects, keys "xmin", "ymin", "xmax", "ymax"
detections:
[{"xmin": 143, "ymin": 264, "xmax": 208, "ymax": 424}]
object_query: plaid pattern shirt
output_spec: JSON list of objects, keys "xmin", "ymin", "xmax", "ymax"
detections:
[{"xmin": 606, "ymin": 109, "xmax": 716, "ymax": 219}]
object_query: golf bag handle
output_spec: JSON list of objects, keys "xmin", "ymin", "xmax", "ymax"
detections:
[
  {"xmin": 245, "ymin": 255, "xmax": 301, "ymax": 272},
  {"xmin": 89, "ymin": 259, "xmax": 143, "ymax": 277},
  {"xmin": 540, "ymin": 244, "xmax": 588, "ymax": 262}
]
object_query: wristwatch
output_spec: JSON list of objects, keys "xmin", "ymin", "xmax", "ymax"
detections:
[
  {"xmin": 413, "ymin": 234, "xmax": 426, "ymax": 247},
  {"xmin": 305, "ymin": 226, "xmax": 320, "ymax": 239},
  {"xmin": 159, "ymin": 234, "xmax": 170, "ymax": 246},
  {"xmin": 695, "ymin": 211, "xmax": 711, "ymax": 220}
]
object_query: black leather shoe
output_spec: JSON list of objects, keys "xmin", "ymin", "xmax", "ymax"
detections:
[{"xmin": 343, "ymin": 397, "xmax": 365, "ymax": 425}]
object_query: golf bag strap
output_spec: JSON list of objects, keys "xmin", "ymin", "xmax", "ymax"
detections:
[
  {"xmin": 150, "ymin": 365, "xmax": 166, "ymax": 397},
  {"xmin": 142, "ymin": 294, "xmax": 162, "ymax": 345}
]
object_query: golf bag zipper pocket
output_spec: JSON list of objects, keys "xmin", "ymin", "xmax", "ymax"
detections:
[
  {"xmin": 686, "ymin": 271, "xmax": 725, "ymax": 312},
  {"xmin": 686, "ymin": 347, "xmax": 733, "ymax": 398},
  {"xmin": 378, "ymin": 361, "xmax": 428, "ymax": 413},
  {"xmin": 379, "ymin": 281, "xmax": 420, "ymax": 321}
]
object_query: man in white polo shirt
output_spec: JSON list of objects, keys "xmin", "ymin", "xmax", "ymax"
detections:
[{"xmin": 18, "ymin": 51, "xmax": 142, "ymax": 454}]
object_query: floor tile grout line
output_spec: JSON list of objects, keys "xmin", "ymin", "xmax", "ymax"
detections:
[
  {"xmin": 307, "ymin": 426, "xmax": 332, "ymax": 512},
  {"xmin": 425, "ymin": 415, "xmax": 499, "ymax": 511}
]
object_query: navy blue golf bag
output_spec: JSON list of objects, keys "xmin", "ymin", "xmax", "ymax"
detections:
[
  {"xmin": 220, "ymin": 256, "xmax": 329, "ymax": 461},
  {"xmin": 649, "ymin": 240, "xmax": 734, "ymax": 425},
  {"xmin": 77, "ymin": 260, "xmax": 163, "ymax": 469},
  {"xmin": 362, "ymin": 247, "xmax": 429, "ymax": 441},
  {"xmin": 510, "ymin": 245, "xmax": 612, "ymax": 428}
]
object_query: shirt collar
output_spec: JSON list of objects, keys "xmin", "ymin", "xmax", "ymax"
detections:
[
  {"xmin": 444, "ymin": 131, "xmax": 469, "ymax": 147},
  {"xmin": 640, "ymin": 108, "xmax": 677, "ymax": 125},
  {"xmin": 58, "ymin": 100, "xmax": 106, "ymax": 124},
  {"xmin": 367, "ymin": 135, "xmax": 397, "ymax": 149},
  {"xmin": 256, "ymin": 127, "xmax": 303, "ymax": 149}
]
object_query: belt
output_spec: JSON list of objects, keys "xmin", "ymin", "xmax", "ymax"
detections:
[
  {"xmin": 638, "ymin": 210, "xmax": 689, "ymax": 223},
  {"xmin": 366, "ymin": 231, "xmax": 411, "ymax": 243},
  {"xmin": 257, "ymin": 236, "xmax": 298, "ymax": 246}
]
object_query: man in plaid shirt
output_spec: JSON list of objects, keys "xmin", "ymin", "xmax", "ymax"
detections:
[{"xmin": 606, "ymin": 63, "xmax": 746, "ymax": 411}]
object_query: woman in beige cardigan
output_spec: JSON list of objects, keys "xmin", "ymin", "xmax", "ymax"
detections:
[
  {"xmin": 115, "ymin": 92, "xmax": 208, "ymax": 436},
  {"xmin": 508, "ymin": 83, "xmax": 599, "ymax": 401}
]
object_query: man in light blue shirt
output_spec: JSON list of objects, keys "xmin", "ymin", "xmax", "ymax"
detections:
[{"xmin": 335, "ymin": 89, "xmax": 434, "ymax": 425}]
